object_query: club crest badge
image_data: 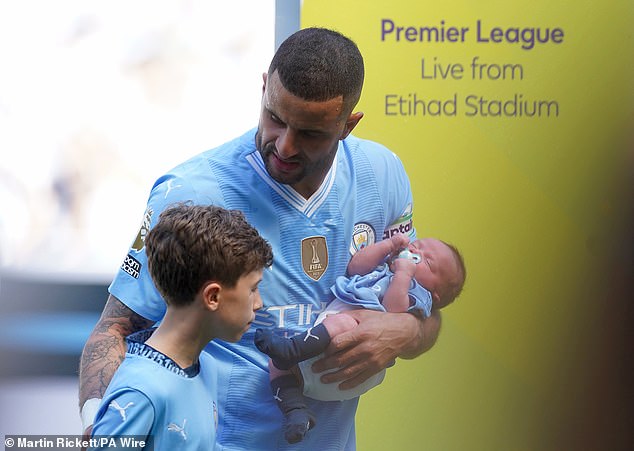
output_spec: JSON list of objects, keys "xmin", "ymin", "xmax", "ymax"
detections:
[
  {"xmin": 301, "ymin": 236, "xmax": 328, "ymax": 281},
  {"xmin": 349, "ymin": 223, "xmax": 376, "ymax": 255}
]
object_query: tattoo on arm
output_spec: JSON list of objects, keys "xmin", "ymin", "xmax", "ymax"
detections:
[{"xmin": 79, "ymin": 296, "xmax": 154, "ymax": 405}]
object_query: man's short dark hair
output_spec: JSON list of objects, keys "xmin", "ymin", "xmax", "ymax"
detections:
[{"xmin": 268, "ymin": 27, "xmax": 364, "ymax": 114}]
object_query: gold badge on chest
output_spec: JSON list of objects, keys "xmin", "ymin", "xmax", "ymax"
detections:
[{"xmin": 301, "ymin": 236, "xmax": 328, "ymax": 281}]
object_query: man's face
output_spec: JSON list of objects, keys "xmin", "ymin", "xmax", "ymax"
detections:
[{"xmin": 255, "ymin": 70, "xmax": 361, "ymax": 199}]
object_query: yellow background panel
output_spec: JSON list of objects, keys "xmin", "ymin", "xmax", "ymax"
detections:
[{"xmin": 302, "ymin": 1, "xmax": 633, "ymax": 449}]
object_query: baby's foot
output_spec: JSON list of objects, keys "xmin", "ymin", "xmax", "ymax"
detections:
[{"xmin": 284, "ymin": 408, "xmax": 316, "ymax": 444}]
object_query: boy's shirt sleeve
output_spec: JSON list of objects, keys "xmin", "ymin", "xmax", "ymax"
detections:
[{"xmin": 90, "ymin": 389, "xmax": 155, "ymax": 442}]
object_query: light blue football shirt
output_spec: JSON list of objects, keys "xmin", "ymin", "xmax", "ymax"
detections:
[{"xmin": 109, "ymin": 128, "xmax": 416, "ymax": 450}]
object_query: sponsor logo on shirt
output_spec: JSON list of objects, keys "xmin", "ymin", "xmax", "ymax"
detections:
[
  {"xmin": 108, "ymin": 400, "xmax": 134, "ymax": 422},
  {"xmin": 121, "ymin": 253, "xmax": 141, "ymax": 279},
  {"xmin": 301, "ymin": 236, "xmax": 328, "ymax": 281},
  {"xmin": 167, "ymin": 419, "xmax": 188, "ymax": 441},
  {"xmin": 382, "ymin": 208, "xmax": 414, "ymax": 240},
  {"xmin": 254, "ymin": 301, "xmax": 329, "ymax": 329},
  {"xmin": 349, "ymin": 222, "xmax": 376, "ymax": 255}
]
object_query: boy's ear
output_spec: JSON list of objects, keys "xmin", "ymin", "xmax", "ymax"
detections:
[{"xmin": 202, "ymin": 282, "xmax": 222, "ymax": 312}]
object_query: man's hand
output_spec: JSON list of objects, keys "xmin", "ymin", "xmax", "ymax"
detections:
[
  {"xmin": 80, "ymin": 425, "xmax": 93, "ymax": 451},
  {"xmin": 311, "ymin": 309, "xmax": 440, "ymax": 390}
]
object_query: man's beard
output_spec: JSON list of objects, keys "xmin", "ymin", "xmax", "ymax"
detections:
[
  {"xmin": 256, "ymin": 131, "xmax": 306, "ymax": 186},
  {"xmin": 255, "ymin": 129, "xmax": 338, "ymax": 189}
]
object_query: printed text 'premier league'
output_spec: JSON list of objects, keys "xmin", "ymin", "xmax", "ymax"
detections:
[{"xmin": 381, "ymin": 18, "xmax": 564, "ymax": 50}]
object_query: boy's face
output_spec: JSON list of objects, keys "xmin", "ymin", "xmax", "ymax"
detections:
[
  {"xmin": 214, "ymin": 269, "xmax": 264, "ymax": 342},
  {"xmin": 408, "ymin": 238, "xmax": 459, "ymax": 306}
]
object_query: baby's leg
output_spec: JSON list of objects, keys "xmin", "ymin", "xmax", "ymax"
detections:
[
  {"xmin": 255, "ymin": 313, "xmax": 359, "ymax": 370},
  {"xmin": 268, "ymin": 361, "xmax": 315, "ymax": 444}
]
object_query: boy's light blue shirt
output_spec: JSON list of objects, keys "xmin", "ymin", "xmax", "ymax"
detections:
[{"xmin": 91, "ymin": 330, "xmax": 218, "ymax": 450}]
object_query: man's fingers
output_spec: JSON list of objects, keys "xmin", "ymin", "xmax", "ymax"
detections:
[
  {"xmin": 328, "ymin": 327, "xmax": 362, "ymax": 351},
  {"xmin": 80, "ymin": 425, "xmax": 93, "ymax": 451},
  {"xmin": 311, "ymin": 331, "xmax": 370, "ymax": 372},
  {"xmin": 337, "ymin": 368, "xmax": 378, "ymax": 390},
  {"xmin": 322, "ymin": 363, "xmax": 375, "ymax": 386},
  {"xmin": 311, "ymin": 349, "xmax": 347, "ymax": 373}
]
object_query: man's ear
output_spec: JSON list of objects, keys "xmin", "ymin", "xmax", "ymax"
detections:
[
  {"xmin": 341, "ymin": 111, "xmax": 364, "ymax": 139},
  {"xmin": 261, "ymin": 72, "xmax": 268, "ymax": 95},
  {"xmin": 202, "ymin": 282, "xmax": 222, "ymax": 312}
]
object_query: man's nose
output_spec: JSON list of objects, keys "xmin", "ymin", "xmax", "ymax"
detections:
[{"xmin": 276, "ymin": 128, "xmax": 299, "ymax": 159}]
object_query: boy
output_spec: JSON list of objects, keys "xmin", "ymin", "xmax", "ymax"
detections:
[
  {"xmin": 90, "ymin": 204, "xmax": 273, "ymax": 449},
  {"xmin": 255, "ymin": 233, "xmax": 465, "ymax": 443}
]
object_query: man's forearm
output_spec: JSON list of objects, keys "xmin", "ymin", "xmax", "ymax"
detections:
[
  {"xmin": 78, "ymin": 295, "xmax": 154, "ymax": 408},
  {"xmin": 399, "ymin": 309, "xmax": 441, "ymax": 359},
  {"xmin": 78, "ymin": 331, "xmax": 127, "ymax": 406}
]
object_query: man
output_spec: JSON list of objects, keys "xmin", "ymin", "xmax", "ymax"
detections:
[{"xmin": 79, "ymin": 27, "xmax": 441, "ymax": 450}]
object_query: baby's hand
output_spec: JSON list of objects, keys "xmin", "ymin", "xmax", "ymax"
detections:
[
  {"xmin": 392, "ymin": 255, "xmax": 416, "ymax": 278},
  {"xmin": 389, "ymin": 233, "xmax": 410, "ymax": 254}
]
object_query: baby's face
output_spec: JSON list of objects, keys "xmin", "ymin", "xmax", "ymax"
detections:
[{"xmin": 408, "ymin": 238, "xmax": 458, "ymax": 304}]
